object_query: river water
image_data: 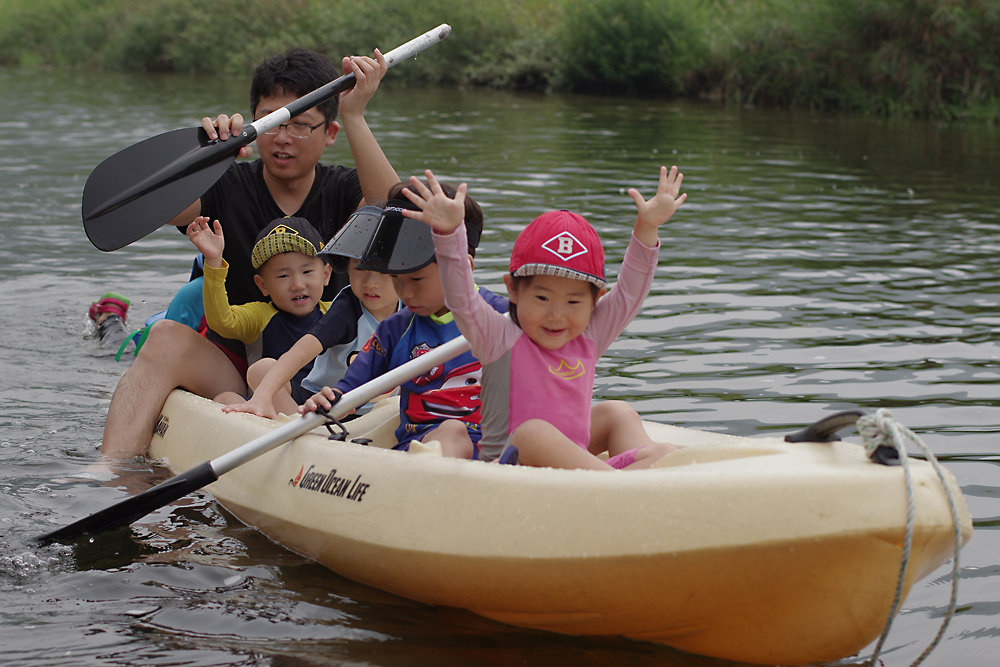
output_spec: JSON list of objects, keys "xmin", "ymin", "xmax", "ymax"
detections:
[{"xmin": 1, "ymin": 65, "xmax": 998, "ymax": 666}]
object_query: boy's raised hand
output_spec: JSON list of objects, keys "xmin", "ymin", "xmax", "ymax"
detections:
[
  {"xmin": 400, "ymin": 169, "xmax": 467, "ymax": 234},
  {"xmin": 629, "ymin": 166, "xmax": 686, "ymax": 247},
  {"xmin": 186, "ymin": 217, "xmax": 225, "ymax": 268}
]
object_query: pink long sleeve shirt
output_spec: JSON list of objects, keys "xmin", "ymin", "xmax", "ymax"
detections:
[{"xmin": 433, "ymin": 225, "xmax": 659, "ymax": 462}]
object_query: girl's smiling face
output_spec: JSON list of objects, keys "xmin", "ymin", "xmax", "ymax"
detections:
[{"xmin": 504, "ymin": 273, "xmax": 603, "ymax": 350}]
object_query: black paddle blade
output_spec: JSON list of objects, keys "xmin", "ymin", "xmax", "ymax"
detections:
[
  {"xmin": 35, "ymin": 461, "xmax": 218, "ymax": 543},
  {"xmin": 82, "ymin": 127, "xmax": 243, "ymax": 251}
]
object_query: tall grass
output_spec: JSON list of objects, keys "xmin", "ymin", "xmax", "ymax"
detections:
[
  {"xmin": 701, "ymin": 0, "xmax": 1000, "ymax": 119},
  {"xmin": 0, "ymin": 0, "xmax": 558, "ymax": 80},
  {"xmin": 559, "ymin": 0, "xmax": 706, "ymax": 95},
  {"xmin": 851, "ymin": 0, "xmax": 1000, "ymax": 118},
  {"xmin": 2, "ymin": 0, "xmax": 998, "ymax": 121}
]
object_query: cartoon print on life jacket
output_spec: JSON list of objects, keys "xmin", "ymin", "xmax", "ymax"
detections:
[
  {"xmin": 405, "ymin": 359, "xmax": 483, "ymax": 424},
  {"xmin": 361, "ymin": 332, "xmax": 386, "ymax": 356},
  {"xmin": 409, "ymin": 341, "xmax": 444, "ymax": 387}
]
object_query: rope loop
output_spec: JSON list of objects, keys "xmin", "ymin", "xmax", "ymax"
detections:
[
  {"xmin": 858, "ymin": 408, "xmax": 900, "ymax": 458},
  {"xmin": 851, "ymin": 408, "xmax": 964, "ymax": 667}
]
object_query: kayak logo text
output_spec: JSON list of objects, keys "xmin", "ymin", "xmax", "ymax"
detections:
[
  {"xmin": 153, "ymin": 415, "xmax": 169, "ymax": 439},
  {"xmin": 289, "ymin": 464, "xmax": 369, "ymax": 502}
]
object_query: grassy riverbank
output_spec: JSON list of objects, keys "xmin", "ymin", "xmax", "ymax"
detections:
[{"xmin": 2, "ymin": 0, "xmax": 999, "ymax": 121}]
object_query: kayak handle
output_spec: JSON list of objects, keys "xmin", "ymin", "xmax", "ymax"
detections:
[{"xmin": 785, "ymin": 410, "xmax": 900, "ymax": 465}]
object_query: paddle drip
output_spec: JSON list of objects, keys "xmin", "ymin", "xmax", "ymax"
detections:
[{"xmin": 858, "ymin": 408, "xmax": 965, "ymax": 667}]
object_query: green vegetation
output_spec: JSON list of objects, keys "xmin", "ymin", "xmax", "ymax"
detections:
[
  {"xmin": 700, "ymin": 0, "xmax": 1000, "ymax": 120},
  {"xmin": 2, "ymin": 0, "xmax": 998, "ymax": 121}
]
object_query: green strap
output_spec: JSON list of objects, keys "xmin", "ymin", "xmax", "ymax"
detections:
[{"xmin": 114, "ymin": 325, "xmax": 153, "ymax": 362}]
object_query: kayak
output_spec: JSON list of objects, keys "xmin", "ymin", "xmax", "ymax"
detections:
[{"xmin": 148, "ymin": 389, "xmax": 971, "ymax": 666}]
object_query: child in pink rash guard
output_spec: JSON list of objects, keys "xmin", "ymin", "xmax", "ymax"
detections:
[{"xmin": 401, "ymin": 166, "xmax": 687, "ymax": 470}]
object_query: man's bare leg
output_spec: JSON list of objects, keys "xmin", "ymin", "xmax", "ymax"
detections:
[
  {"xmin": 101, "ymin": 320, "xmax": 247, "ymax": 458},
  {"xmin": 213, "ymin": 391, "xmax": 247, "ymax": 405}
]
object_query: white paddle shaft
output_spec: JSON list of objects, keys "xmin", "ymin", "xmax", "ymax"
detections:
[
  {"xmin": 252, "ymin": 24, "xmax": 452, "ymax": 134},
  {"xmin": 211, "ymin": 334, "xmax": 471, "ymax": 475}
]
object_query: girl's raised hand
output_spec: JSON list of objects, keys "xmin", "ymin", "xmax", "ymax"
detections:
[
  {"xmin": 630, "ymin": 165, "xmax": 686, "ymax": 227},
  {"xmin": 400, "ymin": 169, "xmax": 467, "ymax": 234},
  {"xmin": 186, "ymin": 217, "xmax": 225, "ymax": 267}
]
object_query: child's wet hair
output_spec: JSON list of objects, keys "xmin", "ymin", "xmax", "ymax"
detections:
[
  {"xmin": 506, "ymin": 275, "xmax": 601, "ymax": 328},
  {"xmin": 251, "ymin": 47, "xmax": 339, "ymax": 124},
  {"xmin": 388, "ymin": 181, "xmax": 483, "ymax": 257}
]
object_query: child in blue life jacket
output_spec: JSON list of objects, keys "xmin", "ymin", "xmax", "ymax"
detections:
[
  {"xmin": 301, "ymin": 183, "xmax": 508, "ymax": 460},
  {"xmin": 221, "ymin": 206, "xmax": 401, "ymax": 419}
]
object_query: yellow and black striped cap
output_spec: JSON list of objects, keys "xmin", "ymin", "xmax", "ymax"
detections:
[{"xmin": 251, "ymin": 217, "xmax": 324, "ymax": 269}]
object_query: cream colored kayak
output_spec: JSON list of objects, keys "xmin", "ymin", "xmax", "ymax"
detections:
[{"xmin": 149, "ymin": 389, "xmax": 971, "ymax": 666}]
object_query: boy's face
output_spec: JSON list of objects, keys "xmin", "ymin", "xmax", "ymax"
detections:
[
  {"xmin": 503, "ymin": 273, "xmax": 603, "ymax": 351},
  {"xmin": 254, "ymin": 252, "xmax": 331, "ymax": 316},
  {"xmin": 254, "ymin": 91, "xmax": 339, "ymax": 186},
  {"xmin": 347, "ymin": 258, "xmax": 398, "ymax": 322},
  {"xmin": 391, "ymin": 262, "xmax": 448, "ymax": 318}
]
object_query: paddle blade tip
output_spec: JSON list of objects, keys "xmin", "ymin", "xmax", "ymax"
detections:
[
  {"xmin": 33, "ymin": 524, "xmax": 87, "ymax": 545},
  {"xmin": 80, "ymin": 126, "xmax": 235, "ymax": 252}
]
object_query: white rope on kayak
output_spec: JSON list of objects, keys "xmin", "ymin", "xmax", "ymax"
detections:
[{"xmin": 857, "ymin": 408, "xmax": 964, "ymax": 667}]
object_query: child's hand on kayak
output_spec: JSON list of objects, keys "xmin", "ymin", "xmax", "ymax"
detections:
[{"xmin": 223, "ymin": 396, "xmax": 278, "ymax": 421}]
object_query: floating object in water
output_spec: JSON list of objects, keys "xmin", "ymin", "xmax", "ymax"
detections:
[{"xmin": 88, "ymin": 292, "xmax": 131, "ymax": 351}]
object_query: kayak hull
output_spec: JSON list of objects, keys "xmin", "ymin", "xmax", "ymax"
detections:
[{"xmin": 150, "ymin": 390, "xmax": 971, "ymax": 666}]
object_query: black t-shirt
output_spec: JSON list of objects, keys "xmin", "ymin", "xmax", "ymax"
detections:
[
  {"xmin": 192, "ymin": 159, "xmax": 363, "ymax": 305},
  {"xmin": 309, "ymin": 285, "xmax": 364, "ymax": 351}
]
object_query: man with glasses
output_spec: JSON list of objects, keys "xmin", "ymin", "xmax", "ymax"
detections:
[{"xmin": 101, "ymin": 47, "xmax": 398, "ymax": 458}]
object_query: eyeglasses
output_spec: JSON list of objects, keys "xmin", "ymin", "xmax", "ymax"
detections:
[{"xmin": 257, "ymin": 121, "xmax": 326, "ymax": 139}]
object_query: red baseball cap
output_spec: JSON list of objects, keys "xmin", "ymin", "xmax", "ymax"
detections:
[{"xmin": 509, "ymin": 210, "xmax": 606, "ymax": 289}]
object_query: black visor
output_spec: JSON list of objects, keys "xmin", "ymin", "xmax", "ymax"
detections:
[
  {"xmin": 356, "ymin": 199, "xmax": 483, "ymax": 274},
  {"xmin": 317, "ymin": 206, "xmax": 383, "ymax": 273}
]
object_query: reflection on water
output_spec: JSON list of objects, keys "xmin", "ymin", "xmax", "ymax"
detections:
[{"xmin": 1, "ymin": 65, "xmax": 999, "ymax": 666}]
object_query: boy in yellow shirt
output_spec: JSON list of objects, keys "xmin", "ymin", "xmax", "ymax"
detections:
[
  {"xmin": 187, "ymin": 215, "xmax": 333, "ymax": 402},
  {"xmin": 221, "ymin": 206, "xmax": 401, "ymax": 418}
]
